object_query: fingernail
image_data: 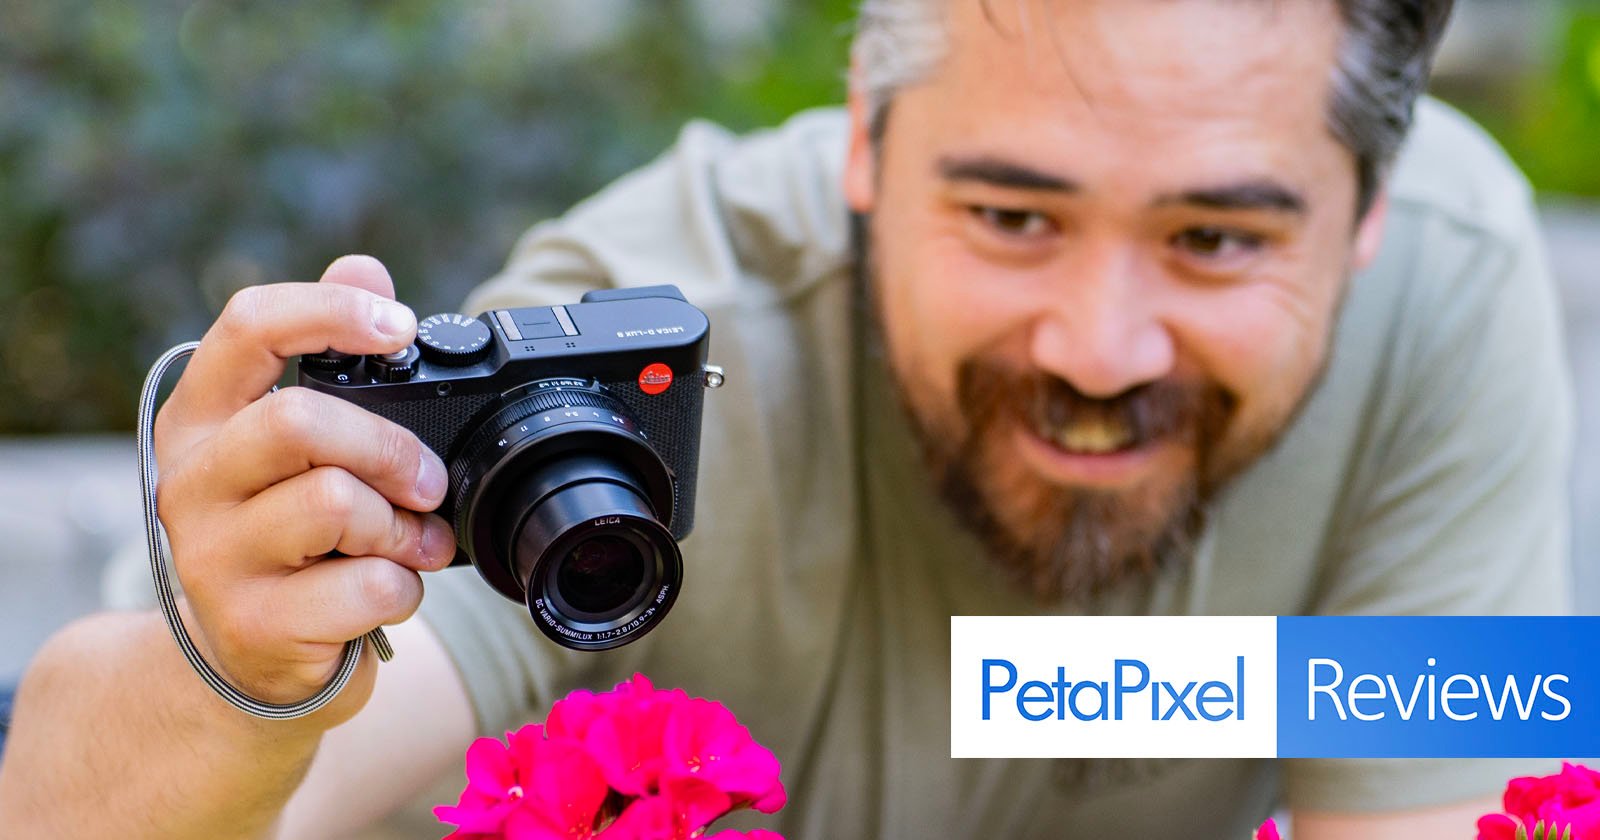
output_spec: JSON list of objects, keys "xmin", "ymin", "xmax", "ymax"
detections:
[
  {"xmin": 421, "ymin": 517, "xmax": 454, "ymax": 567},
  {"xmin": 373, "ymin": 299, "xmax": 415, "ymax": 338},
  {"xmin": 416, "ymin": 451, "xmax": 447, "ymax": 504}
]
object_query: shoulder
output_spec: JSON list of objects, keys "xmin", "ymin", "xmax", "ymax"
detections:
[
  {"xmin": 1385, "ymin": 96, "xmax": 1536, "ymax": 245},
  {"xmin": 703, "ymin": 107, "xmax": 854, "ymax": 304},
  {"xmin": 1321, "ymin": 97, "xmax": 1571, "ymax": 571},
  {"xmin": 464, "ymin": 107, "xmax": 853, "ymax": 316},
  {"xmin": 1361, "ymin": 97, "xmax": 1551, "ymax": 385}
]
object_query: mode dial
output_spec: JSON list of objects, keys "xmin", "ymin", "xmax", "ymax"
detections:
[{"xmin": 417, "ymin": 313, "xmax": 492, "ymax": 365}]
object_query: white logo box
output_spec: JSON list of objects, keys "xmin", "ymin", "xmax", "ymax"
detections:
[{"xmin": 951, "ymin": 616, "xmax": 1279, "ymax": 758}]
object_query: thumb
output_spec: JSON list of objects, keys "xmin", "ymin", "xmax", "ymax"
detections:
[{"xmin": 320, "ymin": 254, "xmax": 396, "ymax": 300}]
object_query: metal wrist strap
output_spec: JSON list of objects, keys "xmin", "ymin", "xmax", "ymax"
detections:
[{"xmin": 137, "ymin": 342, "xmax": 392, "ymax": 721}]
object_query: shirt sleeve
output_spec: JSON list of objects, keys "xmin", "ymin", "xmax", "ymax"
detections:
[
  {"xmin": 1282, "ymin": 137, "xmax": 1577, "ymax": 813},
  {"xmin": 461, "ymin": 107, "xmax": 849, "ymax": 317}
]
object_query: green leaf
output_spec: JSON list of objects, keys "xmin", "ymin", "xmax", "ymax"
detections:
[{"xmin": 1522, "ymin": 821, "xmax": 1576, "ymax": 840}]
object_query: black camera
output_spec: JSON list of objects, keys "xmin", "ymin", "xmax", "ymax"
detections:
[{"xmin": 298, "ymin": 285, "xmax": 720, "ymax": 651}]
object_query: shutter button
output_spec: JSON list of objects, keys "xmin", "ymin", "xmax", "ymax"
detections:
[{"xmin": 368, "ymin": 345, "xmax": 420, "ymax": 382}]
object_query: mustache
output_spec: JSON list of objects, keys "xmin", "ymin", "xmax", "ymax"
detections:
[{"xmin": 954, "ymin": 358, "xmax": 1237, "ymax": 451}]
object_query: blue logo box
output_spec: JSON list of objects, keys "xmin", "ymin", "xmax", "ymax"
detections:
[{"xmin": 1276, "ymin": 616, "xmax": 1600, "ymax": 758}]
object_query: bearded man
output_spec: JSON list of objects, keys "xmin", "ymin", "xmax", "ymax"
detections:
[{"xmin": 0, "ymin": 0, "xmax": 1573, "ymax": 837}]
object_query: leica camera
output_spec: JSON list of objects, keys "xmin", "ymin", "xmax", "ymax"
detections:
[{"xmin": 298, "ymin": 285, "xmax": 720, "ymax": 651}]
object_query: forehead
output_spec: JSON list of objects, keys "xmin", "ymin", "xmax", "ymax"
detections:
[{"xmin": 915, "ymin": 0, "xmax": 1347, "ymax": 189}]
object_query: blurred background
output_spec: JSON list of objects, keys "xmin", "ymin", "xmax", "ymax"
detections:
[{"xmin": 0, "ymin": 0, "xmax": 1596, "ymax": 684}]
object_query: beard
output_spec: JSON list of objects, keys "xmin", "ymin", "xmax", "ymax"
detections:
[
  {"xmin": 854, "ymin": 214, "xmax": 1303, "ymax": 603},
  {"xmin": 925, "ymin": 357, "xmax": 1238, "ymax": 602}
]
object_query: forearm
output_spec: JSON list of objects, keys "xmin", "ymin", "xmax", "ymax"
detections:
[{"xmin": 0, "ymin": 610, "xmax": 325, "ymax": 839}]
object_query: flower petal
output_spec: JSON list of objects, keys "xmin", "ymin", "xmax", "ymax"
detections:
[
  {"xmin": 1474, "ymin": 813, "xmax": 1519, "ymax": 840},
  {"xmin": 548, "ymin": 690, "xmax": 614, "ymax": 741},
  {"xmin": 434, "ymin": 798, "xmax": 521, "ymax": 834},
  {"xmin": 660, "ymin": 775, "xmax": 734, "ymax": 834},
  {"xmin": 659, "ymin": 697, "xmax": 784, "ymax": 810},
  {"xmin": 599, "ymin": 795, "xmax": 674, "ymax": 839},
  {"xmin": 584, "ymin": 693, "xmax": 673, "ymax": 796},
  {"xmin": 523, "ymin": 736, "xmax": 612, "ymax": 836},
  {"xmin": 464, "ymin": 736, "xmax": 518, "ymax": 796}
]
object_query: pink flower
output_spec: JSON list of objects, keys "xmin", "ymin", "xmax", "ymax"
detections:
[
  {"xmin": 435, "ymin": 733, "xmax": 530, "ymax": 835},
  {"xmin": 1476, "ymin": 812, "xmax": 1520, "ymax": 840},
  {"xmin": 438, "ymin": 673, "xmax": 786, "ymax": 840},
  {"xmin": 1254, "ymin": 817, "xmax": 1281, "ymax": 840},
  {"xmin": 598, "ymin": 777, "xmax": 732, "ymax": 839},
  {"xmin": 1478, "ymin": 762, "xmax": 1600, "ymax": 840},
  {"xmin": 548, "ymin": 675, "xmax": 668, "ymax": 741},
  {"xmin": 436, "ymin": 725, "xmax": 611, "ymax": 839},
  {"xmin": 556, "ymin": 674, "xmax": 690, "ymax": 797},
  {"xmin": 703, "ymin": 831, "xmax": 786, "ymax": 840},
  {"xmin": 544, "ymin": 689, "xmax": 613, "ymax": 742},
  {"xmin": 512, "ymin": 735, "xmax": 613, "ymax": 838},
  {"xmin": 660, "ymin": 697, "xmax": 787, "ymax": 813}
]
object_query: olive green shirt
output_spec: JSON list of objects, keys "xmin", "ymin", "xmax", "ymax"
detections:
[{"xmin": 418, "ymin": 98, "xmax": 1574, "ymax": 838}]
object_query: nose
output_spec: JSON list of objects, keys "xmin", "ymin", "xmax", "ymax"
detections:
[{"xmin": 1028, "ymin": 247, "xmax": 1175, "ymax": 398}]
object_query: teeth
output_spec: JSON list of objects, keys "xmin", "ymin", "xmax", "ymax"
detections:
[{"xmin": 1052, "ymin": 420, "xmax": 1134, "ymax": 454}]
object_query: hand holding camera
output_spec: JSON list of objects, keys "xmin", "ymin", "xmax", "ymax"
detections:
[
  {"xmin": 152, "ymin": 256, "xmax": 455, "ymax": 717},
  {"xmin": 153, "ymin": 254, "xmax": 716, "ymax": 719},
  {"xmin": 297, "ymin": 277, "xmax": 715, "ymax": 651}
]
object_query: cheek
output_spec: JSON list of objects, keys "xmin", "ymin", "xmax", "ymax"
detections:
[
  {"xmin": 874, "ymin": 209, "xmax": 1036, "ymax": 404},
  {"xmin": 1169, "ymin": 277, "xmax": 1335, "ymax": 414}
]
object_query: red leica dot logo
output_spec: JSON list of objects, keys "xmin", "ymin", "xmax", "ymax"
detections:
[{"xmin": 638, "ymin": 363, "xmax": 673, "ymax": 395}]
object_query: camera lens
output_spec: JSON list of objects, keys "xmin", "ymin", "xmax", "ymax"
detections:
[
  {"xmin": 557, "ymin": 534, "xmax": 647, "ymax": 616},
  {"xmin": 505, "ymin": 455, "xmax": 681, "ymax": 648},
  {"xmin": 449, "ymin": 382, "xmax": 683, "ymax": 651}
]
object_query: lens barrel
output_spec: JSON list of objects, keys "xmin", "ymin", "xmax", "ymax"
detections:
[
  {"xmin": 496, "ymin": 454, "xmax": 681, "ymax": 649},
  {"xmin": 450, "ymin": 382, "xmax": 682, "ymax": 650}
]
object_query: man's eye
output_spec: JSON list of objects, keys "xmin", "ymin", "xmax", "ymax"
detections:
[
  {"xmin": 1171, "ymin": 227, "xmax": 1265, "ymax": 261},
  {"xmin": 971, "ymin": 206, "xmax": 1054, "ymax": 238}
]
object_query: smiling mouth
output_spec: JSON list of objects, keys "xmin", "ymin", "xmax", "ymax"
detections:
[{"xmin": 1029, "ymin": 407, "xmax": 1141, "ymax": 456}]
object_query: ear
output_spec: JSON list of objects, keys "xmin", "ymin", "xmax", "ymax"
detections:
[
  {"xmin": 843, "ymin": 56, "xmax": 878, "ymax": 214},
  {"xmin": 1352, "ymin": 188, "xmax": 1389, "ymax": 272}
]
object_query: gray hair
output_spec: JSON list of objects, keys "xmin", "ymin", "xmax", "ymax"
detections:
[{"xmin": 851, "ymin": 0, "xmax": 1455, "ymax": 216}]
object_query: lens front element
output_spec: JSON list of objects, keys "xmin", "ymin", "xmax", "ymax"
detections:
[
  {"xmin": 557, "ymin": 533, "xmax": 649, "ymax": 616},
  {"xmin": 501, "ymin": 453, "xmax": 682, "ymax": 650}
]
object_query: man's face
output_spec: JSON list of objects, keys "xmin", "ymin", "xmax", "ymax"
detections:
[{"xmin": 845, "ymin": 0, "xmax": 1388, "ymax": 600}]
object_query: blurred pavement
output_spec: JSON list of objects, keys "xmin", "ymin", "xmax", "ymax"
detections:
[{"xmin": 2, "ymin": 206, "xmax": 1598, "ymax": 683}]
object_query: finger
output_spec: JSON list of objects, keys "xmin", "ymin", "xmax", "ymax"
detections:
[
  {"xmin": 264, "ymin": 555, "xmax": 425, "ymax": 646},
  {"xmin": 320, "ymin": 254, "xmax": 396, "ymax": 300},
  {"xmin": 181, "ymin": 386, "xmax": 447, "ymax": 511},
  {"xmin": 226, "ymin": 466, "xmax": 455, "ymax": 574},
  {"xmin": 166, "ymin": 275, "xmax": 417, "ymax": 428}
]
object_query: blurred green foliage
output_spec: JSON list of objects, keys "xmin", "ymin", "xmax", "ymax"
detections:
[
  {"xmin": 1512, "ymin": 8, "xmax": 1600, "ymax": 197},
  {"xmin": 0, "ymin": 1, "xmax": 1594, "ymax": 434},
  {"xmin": 0, "ymin": 0, "xmax": 854, "ymax": 433},
  {"xmin": 1449, "ymin": 6, "xmax": 1600, "ymax": 199}
]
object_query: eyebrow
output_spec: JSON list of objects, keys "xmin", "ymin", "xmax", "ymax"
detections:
[
  {"xmin": 1157, "ymin": 181, "xmax": 1307, "ymax": 215},
  {"xmin": 938, "ymin": 154, "xmax": 1308, "ymax": 215},
  {"xmin": 937, "ymin": 155, "xmax": 1079, "ymax": 192}
]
